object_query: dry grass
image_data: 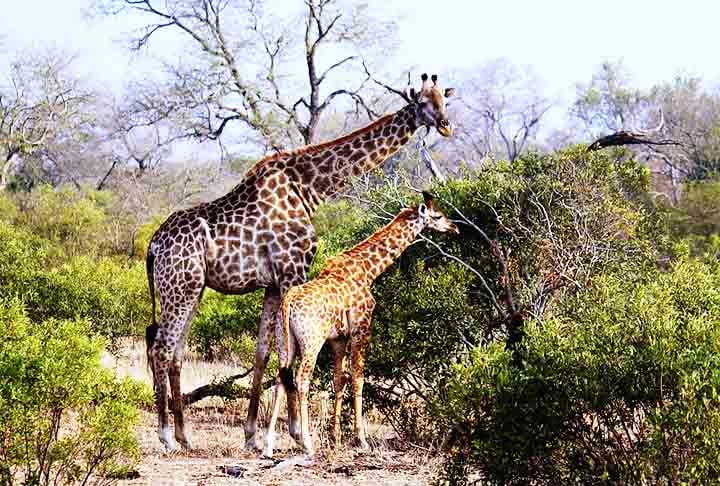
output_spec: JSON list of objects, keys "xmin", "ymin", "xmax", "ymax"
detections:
[{"xmin": 103, "ymin": 340, "xmax": 440, "ymax": 485}]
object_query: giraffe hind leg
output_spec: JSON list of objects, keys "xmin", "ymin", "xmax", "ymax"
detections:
[
  {"xmin": 169, "ymin": 359, "xmax": 192, "ymax": 449},
  {"xmin": 152, "ymin": 275, "xmax": 203, "ymax": 451},
  {"xmin": 350, "ymin": 311, "xmax": 373, "ymax": 451},
  {"xmin": 149, "ymin": 339, "xmax": 175, "ymax": 451}
]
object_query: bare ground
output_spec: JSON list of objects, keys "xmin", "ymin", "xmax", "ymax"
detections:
[{"xmin": 105, "ymin": 341, "xmax": 438, "ymax": 485}]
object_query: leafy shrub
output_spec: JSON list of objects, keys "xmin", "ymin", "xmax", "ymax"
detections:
[
  {"xmin": 0, "ymin": 222, "xmax": 55, "ymax": 305},
  {"xmin": 34, "ymin": 257, "xmax": 151, "ymax": 344},
  {"xmin": 12, "ymin": 185, "xmax": 112, "ymax": 257},
  {"xmin": 0, "ymin": 222, "xmax": 150, "ymax": 345},
  {"xmin": 312, "ymin": 199, "xmax": 370, "ymax": 254},
  {"xmin": 189, "ymin": 290, "xmax": 263, "ymax": 361},
  {"xmin": 347, "ymin": 148, "xmax": 661, "ymax": 435},
  {"xmin": 666, "ymin": 178, "xmax": 720, "ymax": 259},
  {"xmin": 440, "ymin": 259, "xmax": 720, "ymax": 484},
  {"xmin": 0, "ymin": 299, "xmax": 151, "ymax": 485},
  {"xmin": 0, "ymin": 192, "xmax": 18, "ymax": 223},
  {"xmin": 131, "ymin": 214, "xmax": 166, "ymax": 261}
]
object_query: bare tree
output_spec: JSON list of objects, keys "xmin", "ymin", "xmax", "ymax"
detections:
[
  {"xmin": 92, "ymin": 0, "xmax": 396, "ymax": 153},
  {"xmin": 575, "ymin": 63, "xmax": 720, "ymax": 200},
  {"xmin": 445, "ymin": 59, "xmax": 552, "ymax": 164},
  {"xmin": 572, "ymin": 60, "xmax": 650, "ymax": 139},
  {"xmin": 0, "ymin": 51, "xmax": 93, "ymax": 190},
  {"xmin": 650, "ymin": 76, "xmax": 720, "ymax": 182}
]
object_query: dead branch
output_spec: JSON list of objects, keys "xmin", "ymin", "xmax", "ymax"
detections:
[
  {"xmin": 587, "ymin": 131, "xmax": 681, "ymax": 152},
  {"xmin": 588, "ymin": 110, "xmax": 681, "ymax": 151},
  {"xmin": 361, "ymin": 60, "xmax": 412, "ymax": 104},
  {"xmin": 177, "ymin": 369, "xmax": 275, "ymax": 408}
]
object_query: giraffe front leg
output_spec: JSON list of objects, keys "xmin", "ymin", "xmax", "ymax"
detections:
[
  {"xmin": 329, "ymin": 338, "xmax": 349, "ymax": 447},
  {"xmin": 295, "ymin": 343, "xmax": 322, "ymax": 457},
  {"xmin": 244, "ymin": 288, "xmax": 280, "ymax": 451},
  {"xmin": 350, "ymin": 315, "xmax": 372, "ymax": 451}
]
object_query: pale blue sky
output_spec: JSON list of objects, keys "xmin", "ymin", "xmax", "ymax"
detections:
[
  {"xmin": 1, "ymin": 0, "xmax": 718, "ymax": 140},
  {"xmin": 3, "ymin": 0, "xmax": 718, "ymax": 88}
]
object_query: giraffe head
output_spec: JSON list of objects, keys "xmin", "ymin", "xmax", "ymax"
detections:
[
  {"xmin": 409, "ymin": 73, "xmax": 456, "ymax": 137},
  {"xmin": 418, "ymin": 191, "xmax": 459, "ymax": 233}
]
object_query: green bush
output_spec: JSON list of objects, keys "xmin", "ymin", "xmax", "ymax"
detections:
[
  {"xmin": 0, "ymin": 222, "xmax": 54, "ymax": 305},
  {"xmin": 0, "ymin": 221, "xmax": 150, "ymax": 345},
  {"xmin": 0, "ymin": 298, "xmax": 151, "ymax": 485},
  {"xmin": 12, "ymin": 186, "xmax": 113, "ymax": 257},
  {"xmin": 0, "ymin": 192, "xmax": 18, "ymax": 223},
  {"xmin": 35, "ymin": 257, "xmax": 151, "ymax": 344},
  {"xmin": 131, "ymin": 214, "xmax": 166, "ymax": 261},
  {"xmin": 345, "ymin": 148, "xmax": 661, "ymax": 435},
  {"xmin": 189, "ymin": 290, "xmax": 263, "ymax": 361},
  {"xmin": 666, "ymin": 178, "xmax": 720, "ymax": 259},
  {"xmin": 440, "ymin": 259, "xmax": 720, "ymax": 484}
]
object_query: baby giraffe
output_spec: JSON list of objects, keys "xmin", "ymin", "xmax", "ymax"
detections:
[{"xmin": 263, "ymin": 192, "xmax": 458, "ymax": 457}]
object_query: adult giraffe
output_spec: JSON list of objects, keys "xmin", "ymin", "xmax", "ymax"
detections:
[{"xmin": 145, "ymin": 73, "xmax": 455, "ymax": 451}]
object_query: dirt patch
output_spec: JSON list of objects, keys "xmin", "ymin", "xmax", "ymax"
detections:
[
  {"xmin": 120, "ymin": 410, "xmax": 438, "ymax": 485},
  {"xmin": 108, "ymin": 340, "xmax": 439, "ymax": 485}
]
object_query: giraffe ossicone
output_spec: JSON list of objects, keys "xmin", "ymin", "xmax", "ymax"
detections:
[
  {"xmin": 262, "ymin": 193, "xmax": 458, "ymax": 458},
  {"xmin": 144, "ymin": 73, "xmax": 456, "ymax": 451}
]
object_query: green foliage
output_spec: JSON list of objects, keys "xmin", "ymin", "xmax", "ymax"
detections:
[
  {"xmin": 188, "ymin": 289, "xmax": 263, "ymax": 362},
  {"xmin": 310, "ymin": 199, "xmax": 373, "ymax": 276},
  {"xmin": 357, "ymin": 148, "xmax": 661, "ymax": 434},
  {"xmin": 0, "ymin": 192, "xmax": 18, "ymax": 223},
  {"xmin": 12, "ymin": 186, "xmax": 113, "ymax": 257},
  {"xmin": 35, "ymin": 257, "xmax": 151, "ymax": 344},
  {"xmin": 0, "ymin": 222, "xmax": 55, "ymax": 305},
  {"xmin": 0, "ymin": 299, "xmax": 151, "ymax": 485},
  {"xmin": 440, "ymin": 259, "xmax": 720, "ymax": 484},
  {"xmin": 666, "ymin": 178, "xmax": 720, "ymax": 259},
  {"xmin": 0, "ymin": 220, "xmax": 150, "ymax": 345},
  {"xmin": 132, "ymin": 213, "xmax": 166, "ymax": 260}
]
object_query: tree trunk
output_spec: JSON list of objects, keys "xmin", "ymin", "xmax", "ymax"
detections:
[{"xmin": 0, "ymin": 150, "xmax": 19, "ymax": 190}]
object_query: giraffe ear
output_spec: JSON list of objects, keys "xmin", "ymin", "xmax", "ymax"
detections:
[
  {"xmin": 444, "ymin": 87, "xmax": 456, "ymax": 98},
  {"xmin": 418, "ymin": 203, "xmax": 428, "ymax": 217}
]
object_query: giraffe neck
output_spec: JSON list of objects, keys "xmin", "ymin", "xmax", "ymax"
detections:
[
  {"xmin": 295, "ymin": 104, "xmax": 421, "ymax": 206},
  {"xmin": 342, "ymin": 207, "xmax": 425, "ymax": 284}
]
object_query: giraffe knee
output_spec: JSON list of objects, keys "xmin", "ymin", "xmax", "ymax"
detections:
[{"xmin": 149, "ymin": 344, "xmax": 173, "ymax": 370}]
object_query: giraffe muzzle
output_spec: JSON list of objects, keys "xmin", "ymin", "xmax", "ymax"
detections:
[{"xmin": 437, "ymin": 119, "xmax": 453, "ymax": 137}]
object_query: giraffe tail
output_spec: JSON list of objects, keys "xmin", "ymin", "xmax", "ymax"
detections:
[
  {"xmin": 278, "ymin": 296, "xmax": 297, "ymax": 393},
  {"xmin": 145, "ymin": 250, "xmax": 158, "ymax": 368}
]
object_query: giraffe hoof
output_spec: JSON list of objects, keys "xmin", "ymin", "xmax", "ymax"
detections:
[
  {"xmin": 271, "ymin": 455, "xmax": 313, "ymax": 471},
  {"xmin": 159, "ymin": 428, "xmax": 177, "ymax": 452},
  {"xmin": 352, "ymin": 437, "xmax": 370, "ymax": 451},
  {"xmin": 161, "ymin": 438, "xmax": 178, "ymax": 452},
  {"xmin": 262, "ymin": 433, "xmax": 275, "ymax": 458}
]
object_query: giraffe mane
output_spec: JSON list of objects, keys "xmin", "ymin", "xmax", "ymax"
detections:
[
  {"xmin": 320, "ymin": 207, "xmax": 417, "ymax": 275},
  {"xmin": 244, "ymin": 112, "xmax": 398, "ymax": 177}
]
